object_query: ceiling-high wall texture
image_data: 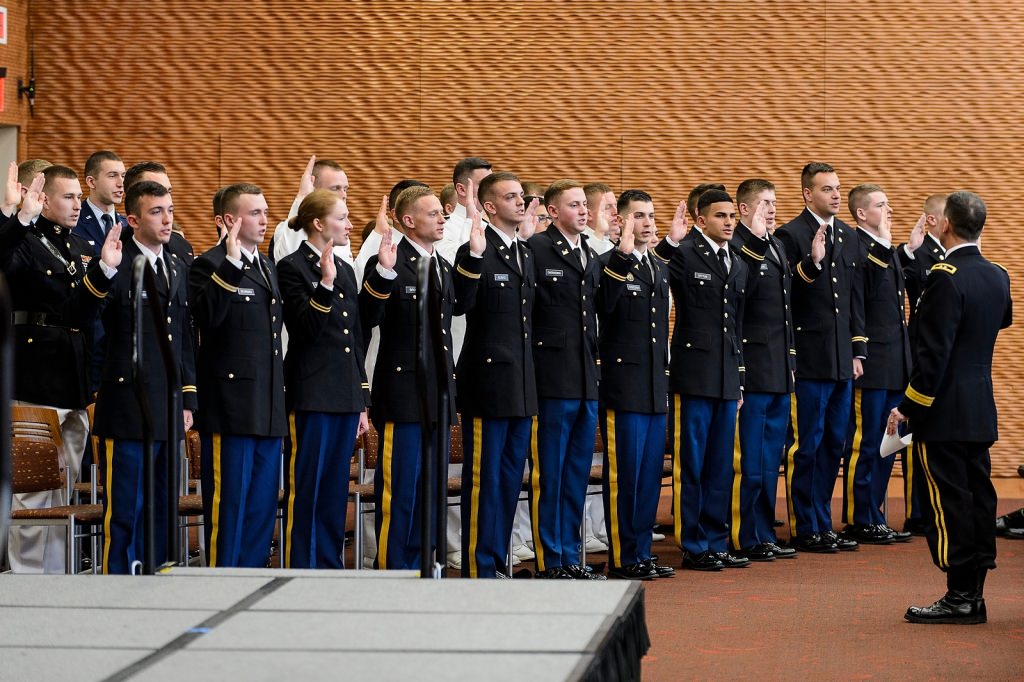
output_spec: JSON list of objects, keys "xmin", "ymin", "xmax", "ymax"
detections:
[{"xmin": 17, "ymin": 0, "xmax": 1024, "ymax": 474}]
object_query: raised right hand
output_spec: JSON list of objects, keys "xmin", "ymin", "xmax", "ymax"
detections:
[
  {"xmin": 17, "ymin": 173, "xmax": 45, "ymax": 224},
  {"xmin": 668, "ymin": 200, "xmax": 689, "ymax": 242},
  {"xmin": 377, "ymin": 224, "xmax": 397, "ymax": 270},
  {"xmin": 297, "ymin": 154, "xmax": 316, "ymax": 201},
  {"xmin": 810, "ymin": 223, "xmax": 827, "ymax": 265},
  {"xmin": 617, "ymin": 214, "xmax": 636, "ymax": 254},
  {"xmin": 320, "ymin": 238, "xmax": 336, "ymax": 287},
  {"xmin": 750, "ymin": 199, "xmax": 768, "ymax": 238},
  {"xmin": 906, "ymin": 213, "xmax": 927, "ymax": 252},
  {"xmin": 3, "ymin": 161, "xmax": 22, "ymax": 213},
  {"xmin": 221, "ymin": 215, "xmax": 242, "ymax": 261},
  {"xmin": 374, "ymin": 194, "xmax": 390, "ymax": 235}
]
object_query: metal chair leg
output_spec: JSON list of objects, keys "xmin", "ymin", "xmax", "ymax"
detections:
[{"xmin": 354, "ymin": 492, "xmax": 363, "ymax": 570}]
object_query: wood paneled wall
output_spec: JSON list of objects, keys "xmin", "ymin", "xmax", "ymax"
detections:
[{"xmin": 17, "ymin": 0, "xmax": 1024, "ymax": 474}]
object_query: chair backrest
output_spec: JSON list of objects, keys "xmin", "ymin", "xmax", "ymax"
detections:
[
  {"xmin": 361, "ymin": 427, "xmax": 380, "ymax": 471},
  {"xmin": 12, "ymin": 406, "xmax": 64, "ymax": 449},
  {"xmin": 185, "ymin": 430, "xmax": 202, "ymax": 481},
  {"xmin": 10, "ymin": 406, "xmax": 66, "ymax": 494},
  {"xmin": 593, "ymin": 425, "xmax": 605, "ymax": 455},
  {"xmin": 449, "ymin": 422, "xmax": 464, "ymax": 465}
]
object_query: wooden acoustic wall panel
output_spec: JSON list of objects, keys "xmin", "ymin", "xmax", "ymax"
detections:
[{"xmin": 23, "ymin": 0, "xmax": 1023, "ymax": 474}]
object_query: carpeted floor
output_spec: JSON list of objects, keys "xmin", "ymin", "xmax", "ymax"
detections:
[{"xmin": 638, "ymin": 495, "xmax": 1024, "ymax": 680}]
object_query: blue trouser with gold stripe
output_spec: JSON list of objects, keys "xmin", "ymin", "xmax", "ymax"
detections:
[
  {"xmin": 461, "ymin": 416, "xmax": 531, "ymax": 578},
  {"xmin": 200, "ymin": 434, "xmax": 282, "ymax": 568},
  {"xmin": 843, "ymin": 388, "xmax": 901, "ymax": 526},
  {"xmin": 283, "ymin": 411, "xmax": 360, "ymax": 569},
  {"xmin": 374, "ymin": 421, "xmax": 449, "ymax": 570},
  {"xmin": 529, "ymin": 398, "xmax": 598, "ymax": 570},
  {"xmin": 731, "ymin": 391, "xmax": 790, "ymax": 550},
  {"xmin": 785, "ymin": 379, "xmax": 851, "ymax": 537},
  {"xmin": 600, "ymin": 409, "xmax": 666, "ymax": 568},
  {"xmin": 671, "ymin": 394, "xmax": 737, "ymax": 556},
  {"xmin": 100, "ymin": 439, "xmax": 170, "ymax": 574},
  {"xmin": 901, "ymin": 428, "xmax": 923, "ymax": 525}
]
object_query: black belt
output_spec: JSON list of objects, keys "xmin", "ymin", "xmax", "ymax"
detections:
[{"xmin": 12, "ymin": 311, "xmax": 73, "ymax": 329}]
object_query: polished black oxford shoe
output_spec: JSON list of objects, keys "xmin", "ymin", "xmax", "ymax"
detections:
[
  {"xmin": 879, "ymin": 524, "xmax": 913, "ymax": 542},
  {"xmin": 822, "ymin": 530, "xmax": 859, "ymax": 551},
  {"xmin": 734, "ymin": 544, "xmax": 775, "ymax": 562},
  {"xmin": 905, "ymin": 592, "xmax": 986, "ymax": 625},
  {"xmin": 765, "ymin": 542, "xmax": 797, "ymax": 558},
  {"xmin": 682, "ymin": 551, "xmax": 724, "ymax": 571},
  {"xmin": 608, "ymin": 563, "xmax": 658, "ymax": 580},
  {"xmin": 714, "ymin": 552, "xmax": 751, "ymax": 568},
  {"xmin": 841, "ymin": 524, "xmax": 894, "ymax": 545},
  {"xmin": 640, "ymin": 559, "xmax": 676, "ymax": 577},
  {"xmin": 788, "ymin": 533, "xmax": 838, "ymax": 553}
]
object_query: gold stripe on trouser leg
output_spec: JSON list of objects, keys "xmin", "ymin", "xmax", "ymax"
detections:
[
  {"xmin": 284, "ymin": 412, "xmax": 299, "ymax": 569},
  {"xmin": 101, "ymin": 439, "xmax": 115, "ymax": 574},
  {"xmin": 605, "ymin": 410, "xmax": 621, "ymax": 567},
  {"xmin": 845, "ymin": 389, "xmax": 864, "ymax": 524},
  {"xmin": 377, "ymin": 423, "xmax": 395, "ymax": 570},
  {"xmin": 209, "ymin": 434, "xmax": 223, "ymax": 567},
  {"xmin": 468, "ymin": 418, "xmax": 483, "ymax": 578},
  {"xmin": 672, "ymin": 395, "xmax": 683, "ymax": 548},
  {"xmin": 918, "ymin": 442, "xmax": 949, "ymax": 568},
  {"xmin": 785, "ymin": 394, "xmax": 799, "ymax": 537},
  {"xmin": 729, "ymin": 416, "xmax": 743, "ymax": 550},
  {"xmin": 528, "ymin": 416, "xmax": 545, "ymax": 572},
  {"xmin": 904, "ymin": 450, "xmax": 914, "ymax": 518}
]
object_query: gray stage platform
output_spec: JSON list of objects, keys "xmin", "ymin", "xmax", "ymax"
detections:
[{"xmin": 0, "ymin": 568, "xmax": 648, "ymax": 682}]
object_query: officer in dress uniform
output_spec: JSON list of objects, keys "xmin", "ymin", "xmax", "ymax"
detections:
[
  {"xmin": 360, "ymin": 185, "xmax": 469, "ymax": 570},
  {"xmin": 595, "ymin": 189, "xmax": 675, "ymax": 580},
  {"xmin": 654, "ymin": 189, "xmax": 750, "ymax": 571},
  {"xmin": 277, "ymin": 190, "xmax": 396, "ymax": 569},
  {"xmin": 526, "ymin": 180, "xmax": 604, "ymax": 580},
  {"xmin": 840, "ymin": 185, "xmax": 913, "ymax": 545},
  {"xmin": 889, "ymin": 191, "xmax": 1011, "ymax": 624},
  {"xmin": 452, "ymin": 172, "xmax": 538, "ymax": 579},
  {"xmin": 189, "ymin": 183, "xmax": 286, "ymax": 568},
  {"xmin": 0, "ymin": 166, "xmax": 119, "ymax": 573},
  {"xmin": 775, "ymin": 162, "xmax": 864, "ymax": 553},
  {"xmin": 729, "ymin": 180, "xmax": 798, "ymax": 562},
  {"xmin": 93, "ymin": 181, "xmax": 197, "ymax": 573}
]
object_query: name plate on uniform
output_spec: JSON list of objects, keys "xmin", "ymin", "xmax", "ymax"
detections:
[
  {"xmin": 626, "ymin": 283, "xmax": 642, "ymax": 292},
  {"xmin": 545, "ymin": 269, "xmax": 563, "ymax": 277},
  {"xmin": 404, "ymin": 285, "xmax": 417, "ymax": 294},
  {"xmin": 760, "ymin": 263, "xmax": 769, "ymax": 272},
  {"xmin": 694, "ymin": 272, "xmax": 712, "ymax": 281},
  {"xmin": 238, "ymin": 287, "xmax": 256, "ymax": 296},
  {"xmin": 493, "ymin": 273, "xmax": 510, "ymax": 282}
]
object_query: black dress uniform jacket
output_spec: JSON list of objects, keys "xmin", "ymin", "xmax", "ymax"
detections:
[
  {"xmin": 854, "ymin": 230, "xmax": 912, "ymax": 391},
  {"xmin": 0, "ymin": 214, "xmax": 114, "ymax": 408},
  {"xmin": 595, "ymin": 248, "xmax": 670, "ymax": 413},
  {"xmin": 278, "ymin": 241, "xmax": 373, "ymax": 414},
  {"xmin": 361, "ymin": 238, "xmax": 468, "ymax": 424},
  {"xmin": 898, "ymin": 234, "xmax": 945, "ymax": 353},
  {"xmin": 654, "ymin": 235, "xmax": 747, "ymax": 400},
  {"xmin": 897, "ymin": 245, "xmax": 1011, "ymax": 441},
  {"xmin": 93, "ymin": 239, "xmax": 198, "ymax": 438},
  {"xmin": 527, "ymin": 225, "xmax": 601, "ymax": 401},
  {"xmin": 775, "ymin": 209, "xmax": 866, "ymax": 381},
  {"xmin": 188, "ymin": 242, "xmax": 286, "ymax": 437},
  {"xmin": 731, "ymin": 223, "xmax": 795, "ymax": 394},
  {"xmin": 453, "ymin": 226, "xmax": 538, "ymax": 418}
]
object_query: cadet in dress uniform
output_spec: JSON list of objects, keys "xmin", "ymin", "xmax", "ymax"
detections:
[
  {"xmin": 775, "ymin": 162, "xmax": 864, "ymax": 553},
  {"xmin": 654, "ymin": 189, "xmax": 750, "ymax": 571},
  {"xmin": 1, "ymin": 167, "xmax": 119, "ymax": 573},
  {"xmin": 452, "ymin": 172, "xmax": 538, "ymax": 579},
  {"xmin": 526, "ymin": 180, "xmax": 603, "ymax": 580},
  {"xmin": 840, "ymin": 186, "xmax": 913, "ymax": 545},
  {"xmin": 729, "ymin": 180, "xmax": 798, "ymax": 562},
  {"xmin": 360, "ymin": 185, "xmax": 468, "ymax": 570},
  {"xmin": 189, "ymin": 183, "xmax": 286, "ymax": 568},
  {"xmin": 278, "ymin": 190, "xmax": 396, "ymax": 569},
  {"xmin": 890, "ymin": 191, "xmax": 1011, "ymax": 624},
  {"xmin": 596, "ymin": 190, "xmax": 674, "ymax": 580},
  {"xmin": 93, "ymin": 182, "xmax": 196, "ymax": 573}
]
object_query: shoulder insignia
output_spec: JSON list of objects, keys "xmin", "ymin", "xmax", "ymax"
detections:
[{"xmin": 930, "ymin": 263, "xmax": 957, "ymax": 276}]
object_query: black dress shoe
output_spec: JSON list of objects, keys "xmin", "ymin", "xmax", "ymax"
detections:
[
  {"xmin": 608, "ymin": 563, "xmax": 658, "ymax": 580},
  {"xmin": 640, "ymin": 559, "xmax": 676, "ymax": 577},
  {"xmin": 903, "ymin": 518, "xmax": 926, "ymax": 536},
  {"xmin": 996, "ymin": 508, "xmax": 1024, "ymax": 536},
  {"xmin": 879, "ymin": 524, "xmax": 912, "ymax": 543},
  {"xmin": 565, "ymin": 564, "xmax": 607, "ymax": 580},
  {"xmin": 714, "ymin": 552, "xmax": 751, "ymax": 568},
  {"xmin": 1006, "ymin": 527, "xmax": 1024, "ymax": 540},
  {"xmin": 765, "ymin": 542, "xmax": 797, "ymax": 558},
  {"xmin": 905, "ymin": 591, "xmax": 986, "ymax": 624},
  {"xmin": 822, "ymin": 530, "xmax": 859, "ymax": 551},
  {"xmin": 735, "ymin": 544, "xmax": 775, "ymax": 562},
  {"xmin": 788, "ymin": 533, "xmax": 838, "ymax": 553},
  {"xmin": 841, "ymin": 524, "xmax": 894, "ymax": 545},
  {"xmin": 1018, "ymin": 464, "xmax": 1024, "ymax": 478},
  {"xmin": 534, "ymin": 567, "xmax": 574, "ymax": 579},
  {"xmin": 682, "ymin": 551, "xmax": 724, "ymax": 571}
]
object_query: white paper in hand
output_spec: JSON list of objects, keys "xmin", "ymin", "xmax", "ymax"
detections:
[{"xmin": 880, "ymin": 429, "xmax": 912, "ymax": 459}]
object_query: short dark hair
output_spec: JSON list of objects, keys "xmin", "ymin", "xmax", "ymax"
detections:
[
  {"xmin": 125, "ymin": 180, "xmax": 170, "ymax": 217},
  {"xmin": 697, "ymin": 189, "xmax": 734, "ymax": 216},
  {"xmin": 944, "ymin": 191, "xmax": 987, "ymax": 241},
  {"xmin": 312, "ymin": 159, "xmax": 344, "ymax": 178},
  {"xmin": 847, "ymin": 183, "xmax": 885, "ymax": 220},
  {"xmin": 17, "ymin": 159, "xmax": 51, "ymax": 187},
  {"xmin": 42, "ymin": 165, "xmax": 78, "ymax": 193},
  {"xmin": 84, "ymin": 150, "xmax": 122, "ymax": 178},
  {"xmin": 452, "ymin": 157, "xmax": 492, "ymax": 186},
  {"xmin": 394, "ymin": 186, "xmax": 435, "ymax": 224},
  {"xmin": 124, "ymin": 161, "xmax": 168, "ymax": 191},
  {"xmin": 544, "ymin": 179, "xmax": 583, "ymax": 208},
  {"xmin": 687, "ymin": 183, "xmax": 726, "ymax": 219},
  {"xmin": 212, "ymin": 185, "xmax": 228, "ymax": 218},
  {"xmin": 388, "ymin": 179, "xmax": 429, "ymax": 210},
  {"xmin": 735, "ymin": 179, "xmax": 775, "ymax": 208},
  {"xmin": 801, "ymin": 162, "xmax": 835, "ymax": 191},
  {"xmin": 616, "ymin": 189, "xmax": 653, "ymax": 215},
  {"xmin": 220, "ymin": 182, "xmax": 263, "ymax": 215},
  {"xmin": 584, "ymin": 182, "xmax": 614, "ymax": 207},
  {"xmin": 478, "ymin": 171, "xmax": 520, "ymax": 206}
]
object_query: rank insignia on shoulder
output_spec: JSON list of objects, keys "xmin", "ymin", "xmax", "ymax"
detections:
[
  {"xmin": 931, "ymin": 262, "xmax": 957, "ymax": 275},
  {"xmin": 694, "ymin": 272, "xmax": 712, "ymax": 281},
  {"xmin": 561, "ymin": 249, "xmax": 569, "ymax": 255}
]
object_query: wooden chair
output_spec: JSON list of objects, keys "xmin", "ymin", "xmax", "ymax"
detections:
[{"xmin": 178, "ymin": 430, "xmax": 204, "ymax": 565}]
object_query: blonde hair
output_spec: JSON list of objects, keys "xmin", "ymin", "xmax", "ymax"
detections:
[{"xmin": 288, "ymin": 189, "xmax": 343, "ymax": 234}]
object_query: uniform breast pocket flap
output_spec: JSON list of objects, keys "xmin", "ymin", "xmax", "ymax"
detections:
[{"xmin": 533, "ymin": 326, "xmax": 566, "ymax": 349}]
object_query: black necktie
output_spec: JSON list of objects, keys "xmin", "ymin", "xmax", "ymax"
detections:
[
  {"xmin": 573, "ymin": 246, "xmax": 584, "ymax": 269},
  {"xmin": 717, "ymin": 248, "xmax": 729, "ymax": 275},
  {"xmin": 641, "ymin": 253, "xmax": 653, "ymax": 278},
  {"xmin": 101, "ymin": 213, "xmax": 113, "ymax": 236},
  {"xmin": 155, "ymin": 257, "xmax": 169, "ymax": 296},
  {"xmin": 510, "ymin": 240, "xmax": 521, "ymax": 273},
  {"xmin": 431, "ymin": 254, "xmax": 442, "ymax": 289}
]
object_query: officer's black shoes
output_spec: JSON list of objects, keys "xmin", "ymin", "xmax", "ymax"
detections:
[
  {"xmin": 765, "ymin": 542, "xmax": 798, "ymax": 558},
  {"xmin": 905, "ymin": 592, "xmax": 987, "ymax": 625},
  {"xmin": 640, "ymin": 558, "xmax": 676, "ymax": 578},
  {"xmin": 608, "ymin": 563, "xmax": 658, "ymax": 580},
  {"xmin": 788, "ymin": 533, "xmax": 838, "ymax": 553},
  {"xmin": 564, "ymin": 564, "xmax": 607, "ymax": 580},
  {"xmin": 841, "ymin": 524, "xmax": 895, "ymax": 545},
  {"xmin": 734, "ymin": 544, "xmax": 775, "ymax": 562},
  {"xmin": 534, "ymin": 567, "xmax": 574, "ymax": 579},
  {"xmin": 1018, "ymin": 464, "xmax": 1024, "ymax": 478},
  {"xmin": 714, "ymin": 552, "xmax": 752, "ymax": 568},
  {"xmin": 902, "ymin": 518, "xmax": 927, "ymax": 536},
  {"xmin": 822, "ymin": 530, "xmax": 859, "ymax": 551},
  {"xmin": 682, "ymin": 551, "xmax": 724, "ymax": 571},
  {"xmin": 879, "ymin": 524, "xmax": 913, "ymax": 542},
  {"xmin": 995, "ymin": 508, "xmax": 1024, "ymax": 536}
]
